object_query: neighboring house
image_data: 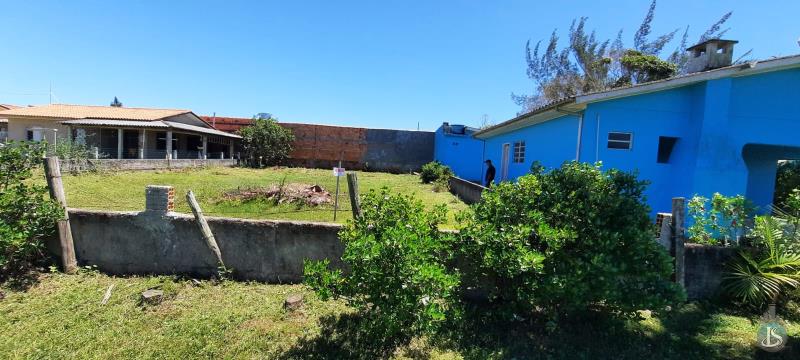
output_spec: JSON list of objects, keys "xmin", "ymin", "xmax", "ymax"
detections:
[
  {"xmin": 0, "ymin": 104, "xmax": 240, "ymax": 159},
  {"xmin": 434, "ymin": 122, "xmax": 483, "ymax": 181},
  {"xmin": 0, "ymin": 104, "xmax": 20, "ymax": 142},
  {"xmin": 470, "ymin": 39, "xmax": 800, "ymax": 214}
]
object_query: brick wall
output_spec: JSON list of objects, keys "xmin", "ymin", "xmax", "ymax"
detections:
[{"xmin": 201, "ymin": 116, "xmax": 433, "ymax": 172}]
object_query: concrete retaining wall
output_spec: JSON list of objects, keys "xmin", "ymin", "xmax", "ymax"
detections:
[
  {"xmin": 61, "ymin": 159, "xmax": 237, "ymax": 172},
  {"xmin": 62, "ymin": 209, "xmax": 345, "ymax": 282},
  {"xmin": 684, "ymin": 243, "xmax": 739, "ymax": 300},
  {"xmin": 448, "ymin": 176, "xmax": 485, "ymax": 205}
]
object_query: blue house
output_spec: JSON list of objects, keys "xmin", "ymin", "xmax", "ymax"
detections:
[
  {"xmin": 470, "ymin": 40, "xmax": 800, "ymax": 215},
  {"xmin": 434, "ymin": 122, "xmax": 484, "ymax": 182}
]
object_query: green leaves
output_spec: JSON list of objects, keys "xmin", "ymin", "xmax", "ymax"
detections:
[
  {"xmin": 303, "ymin": 188, "xmax": 460, "ymax": 346},
  {"xmin": 1, "ymin": 142, "xmax": 62, "ymax": 277},
  {"xmin": 419, "ymin": 161, "xmax": 453, "ymax": 184},
  {"xmin": 688, "ymin": 193, "xmax": 754, "ymax": 246},
  {"xmin": 723, "ymin": 215, "xmax": 800, "ymax": 306},
  {"xmin": 459, "ymin": 161, "xmax": 683, "ymax": 318},
  {"xmin": 239, "ymin": 117, "xmax": 295, "ymax": 167}
]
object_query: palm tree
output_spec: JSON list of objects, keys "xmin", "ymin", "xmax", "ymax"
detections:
[{"xmin": 723, "ymin": 216, "xmax": 800, "ymax": 311}]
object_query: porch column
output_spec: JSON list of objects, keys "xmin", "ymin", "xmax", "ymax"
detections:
[
  {"xmin": 139, "ymin": 129, "xmax": 146, "ymax": 159},
  {"xmin": 117, "ymin": 128, "xmax": 123, "ymax": 159},
  {"xmin": 166, "ymin": 131, "xmax": 173, "ymax": 159},
  {"xmin": 202, "ymin": 136, "xmax": 208, "ymax": 159},
  {"xmin": 229, "ymin": 141, "xmax": 234, "ymax": 160}
]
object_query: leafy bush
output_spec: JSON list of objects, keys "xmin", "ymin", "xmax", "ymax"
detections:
[
  {"xmin": 431, "ymin": 176, "xmax": 450, "ymax": 192},
  {"xmin": 457, "ymin": 162, "xmax": 684, "ymax": 319},
  {"xmin": 688, "ymin": 193, "xmax": 754, "ymax": 246},
  {"xmin": 723, "ymin": 215, "xmax": 800, "ymax": 307},
  {"xmin": 50, "ymin": 138, "xmax": 92, "ymax": 161},
  {"xmin": 419, "ymin": 161, "xmax": 453, "ymax": 184},
  {"xmin": 240, "ymin": 116, "xmax": 295, "ymax": 167},
  {"xmin": 304, "ymin": 188, "xmax": 460, "ymax": 349},
  {"xmin": 0, "ymin": 141, "xmax": 62, "ymax": 279},
  {"xmin": 774, "ymin": 161, "xmax": 800, "ymax": 209}
]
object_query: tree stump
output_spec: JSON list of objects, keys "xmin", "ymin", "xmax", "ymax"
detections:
[
  {"xmin": 284, "ymin": 294, "xmax": 303, "ymax": 311},
  {"xmin": 141, "ymin": 289, "xmax": 164, "ymax": 305}
]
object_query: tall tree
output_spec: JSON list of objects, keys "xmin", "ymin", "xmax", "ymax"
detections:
[{"xmin": 512, "ymin": 0, "xmax": 734, "ymax": 114}]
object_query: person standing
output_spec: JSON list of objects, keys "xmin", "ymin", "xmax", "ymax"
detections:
[{"xmin": 484, "ymin": 159, "xmax": 496, "ymax": 187}]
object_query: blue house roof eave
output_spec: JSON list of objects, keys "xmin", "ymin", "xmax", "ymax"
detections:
[{"xmin": 477, "ymin": 53, "xmax": 800, "ymax": 140}]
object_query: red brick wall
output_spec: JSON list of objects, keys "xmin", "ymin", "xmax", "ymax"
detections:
[{"xmin": 201, "ymin": 116, "xmax": 368, "ymax": 169}]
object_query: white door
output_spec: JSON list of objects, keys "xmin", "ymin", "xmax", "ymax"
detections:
[{"xmin": 500, "ymin": 143, "xmax": 510, "ymax": 181}]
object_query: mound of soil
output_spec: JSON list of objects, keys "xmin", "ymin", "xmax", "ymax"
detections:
[{"xmin": 223, "ymin": 183, "xmax": 332, "ymax": 206}]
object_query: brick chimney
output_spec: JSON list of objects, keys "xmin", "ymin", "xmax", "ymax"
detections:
[{"xmin": 686, "ymin": 39, "xmax": 738, "ymax": 73}]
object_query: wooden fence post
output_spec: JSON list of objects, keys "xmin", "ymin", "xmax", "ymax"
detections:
[
  {"xmin": 672, "ymin": 197, "xmax": 686, "ymax": 288},
  {"xmin": 346, "ymin": 172, "xmax": 361, "ymax": 219},
  {"xmin": 43, "ymin": 156, "xmax": 78, "ymax": 274},
  {"xmin": 186, "ymin": 191, "xmax": 226, "ymax": 271}
]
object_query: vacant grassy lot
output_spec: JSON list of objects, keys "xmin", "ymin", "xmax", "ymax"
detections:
[
  {"xmin": 59, "ymin": 167, "xmax": 467, "ymax": 225},
  {"xmin": 1, "ymin": 273, "xmax": 798, "ymax": 359}
]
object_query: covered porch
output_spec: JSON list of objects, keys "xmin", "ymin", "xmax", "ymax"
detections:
[{"xmin": 62, "ymin": 119, "xmax": 241, "ymax": 160}]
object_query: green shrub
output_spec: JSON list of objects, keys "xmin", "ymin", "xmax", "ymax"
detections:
[
  {"xmin": 240, "ymin": 116, "xmax": 295, "ymax": 167},
  {"xmin": 775, "ymin": 161, "xmax": 800, "ymax": 209},
  {"xmin": 723, "ymin": 215, "xmax": 800, "ymax": 308},
  {"xmin": 304, "ymin": 188, "xmax": 460, "ymax": 348},
  {"xmin": 0, "ymin": 141, "xmax": 62, "ymax": 279},
  {"xmin": 688, "ymin": 193, "xmax": 754, "ymax": 246},
  {"xmin": 457, "ymin": 162, "xmax": 684, "ymax": 319},
  {"xmin": 432, "ymin": 176, "xmax": 450, "ymax": 192},
  {"xmin": 420, "ymin": 161, "xmax": 453, "ymax": 184}
]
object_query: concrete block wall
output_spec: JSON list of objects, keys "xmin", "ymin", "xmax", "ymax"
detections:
[
  {"xmin": 63, "ymin": 208, "xmax": 345, "ymax": 282},
  {"xmin": 448, "ymin": 176, "xmax": 486, "ymax": 205},
  {"xmin": 684, "ymin": 244, "xmax": 739, "ymax": 300}
]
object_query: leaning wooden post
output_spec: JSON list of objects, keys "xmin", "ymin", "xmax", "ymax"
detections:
[
  {"xmin": 43, "ymin": 156, "xmax": 78, "ymax": 274},
  {"xmin": 346, "ymin": 172, "xmax": 361, "ymax": 219},
  {"xmin": 186, "ymin": 191, "xmax": 225, "ymax": 270},
  {"xmin": 671, "ymin": 197, "xmax": 686, "ymax": 288}
]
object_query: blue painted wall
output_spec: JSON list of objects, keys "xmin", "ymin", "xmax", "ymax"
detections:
[
  {"xmin": 482, "ymin": 115, "xmax": 579, "ymax": 185},
  {"xmin": 473, "ymin": 67, "xmax": 800, "ymax": 215},
  {"xmin": 434, "ymin": 124, "xmax": 484, "ymax": 181}
]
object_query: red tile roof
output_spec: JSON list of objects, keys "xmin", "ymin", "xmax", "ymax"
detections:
[{"xmin": 200, "ymin": 116, "xmax": 253, "ymax": 133}]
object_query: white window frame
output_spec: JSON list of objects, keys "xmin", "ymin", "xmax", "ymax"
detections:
[
  {"xmin": 607, "ymin": 131, "xmax": 633, "ymax": 150},
  {"xmin": 513, "ymin": 141, "xmax": 526, "ymax": 163}
]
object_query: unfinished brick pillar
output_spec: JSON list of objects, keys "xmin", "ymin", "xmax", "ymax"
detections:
[{"xmin": 145, "ymin": 185, "xmax": 175, "ymax": 213}]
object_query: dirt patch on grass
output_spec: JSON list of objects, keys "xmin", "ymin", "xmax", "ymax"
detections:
[{"xmin": 223, "ymin": 183, "xmax": 332, "ymax": 206}]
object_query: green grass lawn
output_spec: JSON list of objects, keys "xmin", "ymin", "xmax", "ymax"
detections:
[
  {"xmin": 2, "ymin": 272, "xmax": 798, "ymax": 359},
  {"xmin": 59, "ymin": 167, "xmax": 467, "ymax": 226}
]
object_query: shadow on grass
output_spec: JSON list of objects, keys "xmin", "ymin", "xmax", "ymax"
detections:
[
  {"xmin": 282, "ymin": 312, "xmax": 412, "ymax": 360},
  {"xmin": 283, "ymin": 302, "xmax": 799, "ymax": 359}
]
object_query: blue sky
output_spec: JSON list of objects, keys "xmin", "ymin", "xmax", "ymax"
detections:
[{"xmin": 2, "ymin": 1, "xmax": 798, "ymax": 130}]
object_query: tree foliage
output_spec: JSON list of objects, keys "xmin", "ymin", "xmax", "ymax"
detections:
[
  {"xmin": 457, "ymin": 162, "xmax": 684, "ymax": 319},
  {"xmin": 239, "ymin": 116, "xmax": 295, "ymax": 167},
  {"xmin": 0, "ymin": 141, "xmax": 61, "ymax": 278},
  {"xmin": 774, "ymin": 161, "xmax": 800, "ymax": 209},
  {"xmin": 513, "ymin": 0, "xmax": 734, "ymax": 113},
  {"xmin": 304, "ymin": 189, "xmax": 460, "ymax": 351}
]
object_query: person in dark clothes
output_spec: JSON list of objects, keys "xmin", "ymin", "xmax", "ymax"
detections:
[{"xmin": 484, "ymin": 159, "xmax": 496, "ymax": 187}]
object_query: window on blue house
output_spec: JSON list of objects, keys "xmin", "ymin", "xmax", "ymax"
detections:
[
  {"xmin": 657, "ymin": 136, "xmax": 678, "ymax": 163},
  {"xmin": 607, "ymin": 132, "xmax": 632, "ymax": 150},
  {"xmin": 513, "ymin": 141, "xmax": 525, "ymax": 163}
]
